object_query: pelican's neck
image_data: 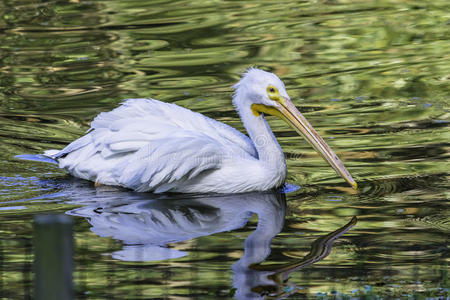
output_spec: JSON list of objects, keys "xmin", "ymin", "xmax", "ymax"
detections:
[{"xmin": 234, "ymin": 95, "xmax": 286, "ymax": 170}]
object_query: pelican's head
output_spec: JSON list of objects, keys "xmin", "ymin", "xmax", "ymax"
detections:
[
  {"xmin": 233, "ymin": 68, "xmax": 290, "ymax": 107},
  {"xmin": 233, "ymin": 68, "xmax": 357, "ymax": 190}
]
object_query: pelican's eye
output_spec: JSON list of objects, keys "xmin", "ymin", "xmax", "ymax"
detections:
[{"xmin": 266, "ymin": 85, "xmax": 279, "ymax": 101}]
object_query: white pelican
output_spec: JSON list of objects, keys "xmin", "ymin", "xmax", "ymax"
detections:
[{"xmin": 42, "ymin": 68, "xmax": 357, "ymax": 193}]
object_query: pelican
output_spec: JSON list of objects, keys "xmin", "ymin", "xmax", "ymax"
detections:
[{"xmin": 40, "ymin": 68, "xmax": 356, "ymax": 193}]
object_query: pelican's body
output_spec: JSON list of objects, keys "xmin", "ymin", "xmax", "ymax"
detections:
[
  {"xmin": 42, "ymin": 69, "xmax": 356, "ymax": 193},
  {"xmin": 48, "ymin": 98, "xmax": 284, "ymax": 193}
]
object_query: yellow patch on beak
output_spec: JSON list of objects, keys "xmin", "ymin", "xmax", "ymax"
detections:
[{"xmin": 251, "ymin": 103, "xmax": 283, "ymax": 118}]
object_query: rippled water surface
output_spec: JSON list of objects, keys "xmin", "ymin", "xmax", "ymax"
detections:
[{"xmin": 0, "ymin": 0, "xmax": 449, "ymax": 298}]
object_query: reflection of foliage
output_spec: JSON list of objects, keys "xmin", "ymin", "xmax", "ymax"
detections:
[{"xmin": 0, "ymin": 73, "xmax": 15, "ymax": 95}]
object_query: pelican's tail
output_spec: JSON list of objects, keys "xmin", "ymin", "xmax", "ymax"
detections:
[
  {"xmin": 16, "ymin": 132, "xmax": 94, "ymax": 165},
  {"xmin": 15, "ymin": 150, "xmax": 60, "ymax": 165}
]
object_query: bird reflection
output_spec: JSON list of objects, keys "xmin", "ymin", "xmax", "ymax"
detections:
[
  {"xmin": 67, "ymin": 189, "xmax": 286, "ymax": 262},
  {"xmin": 65, "ymin": 186, "xmax": 356, "ymax": 299}
]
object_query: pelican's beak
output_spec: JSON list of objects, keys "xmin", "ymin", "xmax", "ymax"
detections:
[{"xmin": 252, "ymin": 98, "xmax": 357, "ymax": 189}]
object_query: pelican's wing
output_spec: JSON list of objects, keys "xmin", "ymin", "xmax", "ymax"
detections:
[
  {"xmin": 90, "ymin": 98, "xmax": 257, "ymax": 158},
  {"xmin": 51, "ymin": 99, "xmax": 256, "ymax": 192},
  {"xmin": 114, "ymin": 131, "xmax": 226, "ymax": 192}
]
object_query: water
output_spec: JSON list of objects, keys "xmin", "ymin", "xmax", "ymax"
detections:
[{"xmin": 0, "ymin": 0, "xmax": 449, "ymax": 298}]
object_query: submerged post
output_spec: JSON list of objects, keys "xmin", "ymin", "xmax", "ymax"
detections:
[{"xmin": 34, "ymin": 214, "xmax": 73, "ymax": 300}]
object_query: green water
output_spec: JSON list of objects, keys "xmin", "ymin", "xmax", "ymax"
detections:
[{"xmin": 0, "ymin": 0, "xmax": 449, "ymax": 298}]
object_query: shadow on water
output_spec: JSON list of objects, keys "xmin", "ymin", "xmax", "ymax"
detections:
[{"xmin": 52, "ymin": 183, "xmax": 356, "ymax": 299}]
